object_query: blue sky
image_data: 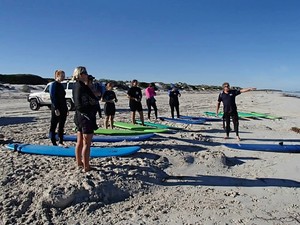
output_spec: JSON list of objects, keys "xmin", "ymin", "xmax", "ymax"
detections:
[{"xmin": 0, "ymin": 0, "xmax": 299, "ymax": 90}]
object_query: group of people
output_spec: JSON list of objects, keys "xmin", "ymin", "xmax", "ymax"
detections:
[
  {"xmin": 49, "ymin": 66, "xmax": 255, "ymax": 172},
  {"xmin": 49, "ymin": 67, "xmax": 116, "ymax": 172},
  {"xmin": 127, "ymin": 80, "xmax": 182, "ymax": 125}
]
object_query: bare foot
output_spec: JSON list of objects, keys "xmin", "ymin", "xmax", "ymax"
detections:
[
  {"xmin": 224, "ymin": 136, "xmax": 229, "ymax": 139},
  {"xmin": 236, "ymin": 136, "xmax": 241, "ymax": 141},
  {"xmin": 82, "ymin": 167, "xmax": 95, "ymax": 173}
]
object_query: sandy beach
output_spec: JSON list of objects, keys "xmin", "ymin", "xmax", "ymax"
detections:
[{"xmin": 1, "ymin": 87, "xmax": 300, "ymax": 225}]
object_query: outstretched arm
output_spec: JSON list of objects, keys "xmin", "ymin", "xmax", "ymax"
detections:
[{"xmin": 240, "ymin": 87, "xmax": 256, "ymax": 93}]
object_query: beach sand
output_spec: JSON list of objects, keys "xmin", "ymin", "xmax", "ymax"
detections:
[{"xmin": 1, "ymin": 88, "xmax": 300, "ymax": 225}]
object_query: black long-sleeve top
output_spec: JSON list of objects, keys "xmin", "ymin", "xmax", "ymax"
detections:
[
  {"xmin": 72, "ymin": 80, "xmax": 98, "ymax": 114},
  {"xmin": 50, "ymin": 81, "xmax": 68, "ymax": 112}
]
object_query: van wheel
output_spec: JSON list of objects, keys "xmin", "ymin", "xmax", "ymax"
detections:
[
  {"xmin": 66, "ymin": 99, "xmax": 74, "ymax": 111},
  {"xmin": 29, "ymin": 99, "xmax": 40, "ymax": 111}
]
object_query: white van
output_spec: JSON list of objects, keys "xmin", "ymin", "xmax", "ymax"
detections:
[{"xmin": 27, "ymin": 80, "xmax": 75, "ymax": 111}]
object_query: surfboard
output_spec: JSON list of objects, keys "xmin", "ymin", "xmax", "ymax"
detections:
[
  {"xmin": 114, "ymin": 121, "xmax": 156, "ymax": 130},
  {"xmin": 94, "ymin": 128, "xmax": 168, "ymax": 135},
  {"xmin": 224, "ymin": 143, "xmax": 300, "ymax": 153},
  {"xmin": 6, "ymin": 143, "xmax": 140, "ymax": 157},
  {"xmin": 180, "ymin": 115, "xmax": 221, "ymax": 122},
  {"xmin": 159, "ymin": 117, "xmax": 205, "ymax": 124},
  {"xmin": 250, "ymin": 112, "xmax": 282, "ymax": 120},
  {"xmin": 54, "ymin": 133, "xmax": 155, "ymax": 142},
  {"xmin": 136, "ymin": 120, "xmax": 183, "ymax": 130},
  {"xmin": 204, "ymin": 111, "xmax": 257, "ymax": 119}
]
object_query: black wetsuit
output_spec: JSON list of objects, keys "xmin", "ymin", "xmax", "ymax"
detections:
[
  {"xmin": 102, "ymin": 90, "xmax": 117, "ymax": 116},
  {"xmin": 169, "ymin": 89, "xmax": 180, "ymax": 118},
  {"xmin": 127, "ymin": 86, "xmax": 143, "ymax": 112},
  {"xmin": 218, "ymin": 89, "xmax": 241, "ymax": 136},
  {"xmin": 73, "ymin": 81, "xmax": 99, "ymax": 134},
  {"xmin": 49, "ymin": 81, "xmax": 68, "ymax": 145}
]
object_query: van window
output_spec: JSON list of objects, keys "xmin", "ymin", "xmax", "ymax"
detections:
[{"xmin": 45, "ymin": 85, "xmax": 50, "ymax": 93}]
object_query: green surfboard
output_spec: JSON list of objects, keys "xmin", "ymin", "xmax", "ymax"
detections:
[
  {"xmin": 204, "ymin": 111, "xmax": 257, "ymax": 119},
  {"xmin": 136, "ymin": 120, "xmax": 182, "ymax": 130},
  {"xmin": 250, "ymin": 112, "xmax": 282, "ymax": 120},
  {"xmin": 114, "ymin": 121, "xmax": 154, "ymax": 130}
]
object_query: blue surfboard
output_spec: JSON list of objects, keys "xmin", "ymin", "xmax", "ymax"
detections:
[
  {"xmin": 53, "ymin": 133, "xmax": 155, "ymax": 142},
  {"xmin": 224, "ymin": 143, "xmax": 300, "ymax": 153},
  {"xmin": 180, "ymin": 115, "xmax": 221, "ymax": 122},
  {"xmin": 159, "ymin": 117, "xmax": 206, "ymax": 124},
  {"xmin": 6, "ymin": 143, "xmax": 140, "ymax": 157}
]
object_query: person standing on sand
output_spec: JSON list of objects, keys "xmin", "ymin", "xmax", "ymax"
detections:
[
  {"xmin": 216, "ymin": 82, "xmax": 256, "ymax": 141},
  {"xmin": 88, "ymin": 76, "xmax": 103, "ymax": 119},
  {"xmin": 49, "ymin": 70, "xmax": 68, "ymax": 147},
  {"xmin": 127, "ymin": 79, "xmax": 145, "ymax": 125},
  {"xmin": 168, "ymin": 85, "xmax": 181, "ymax": 119},
  {"xmin": 87, "ymin": 75, "xmax": 102, "ymax": 128},
  {"xmin": 72, "ymin": 66, "xmax": 98, "ymax": 172},
  {"xmin": 102, "ymin": 82, "xmax": 118, "ymax": 129},
  {"xmin": 145, "ymin": 82, "xmax": 158, "ymax": 120}
]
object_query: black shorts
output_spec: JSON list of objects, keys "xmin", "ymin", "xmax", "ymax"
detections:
[
  {"xmin": 74, "ymin": 112, "xmax": 95, "ymax": 134},
  {"xmin": 129, "ymin": 101, "xmax": 143, "ymax": 112},
  {"xmin": 104, "ymin": 103, "xmax": 116, "ymax": 116}
]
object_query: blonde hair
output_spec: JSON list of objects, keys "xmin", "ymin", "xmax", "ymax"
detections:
[
  {"xmin": 72, "ymin": 66, "xmax": 88, "ymax": 81},
  {"xmin": 54, "ymin": 70, "xmax": 65, "ymax": 79}
]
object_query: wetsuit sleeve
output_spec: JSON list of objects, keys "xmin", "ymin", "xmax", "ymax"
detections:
[
  {"xmin": 217, "ymin": 93, "xmax": 222, "ymax": 102},
  {"xmin": 87, "ymin": 86, "xmax": 98, "ymax": 100},
  {"xmin": 73, "ymin": 82, "xmax": 84, "ymax": 112},
  {"xmin": 50, "ymin": 82, "xmax": 57, "ymax": 109},
  {"xmin": 235, "ymin": 90, "xmax": 241, "ymax": 96},
  {"xmin": 102, "ymin": 91, "xmax": 107, "ymax": 101},
  {"xmin": 138, "ymin": 88, "xmax": 142, "ymax": 99},
  {"xmin": 127, "ymin": 88, "xmax": 132, "ymax": 97}
]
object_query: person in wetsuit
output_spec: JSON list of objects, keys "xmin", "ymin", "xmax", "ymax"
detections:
[
  {"xmin": 127, "ymin": 79, "xmax": 144, "ymax": 125},
  {"xmin": 49, "ymin": 70, "xmax": 68, "ymax": 147},
  {"xmin": 102, "ymin": 82, "xmax": 118, "ymax": 129},
  {"xmin": 87, "ymin": 75, "xmax": 102, "ymax": 128},
  {"xmin": 216, "ymin": 82, "xmax": 256, "ymax": 141},
  {"xmin": 72, "ymin": 66, "xmax": 99, "ymax": 172},
  {"xmin": 168, "ymin": 85, "xmax": 181, "ymax": 119},
  {"xmin": 145, "ymin": 82, "xmax": 158, "ymax": 120},
  {"xmin": 88, "ymin": 75, "xmax": 102, "ymax": 120}
]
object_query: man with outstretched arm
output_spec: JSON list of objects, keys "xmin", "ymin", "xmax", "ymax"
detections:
[{"xmin": 216, "ymin": 82, "xmax": 256, "ymax": 141}]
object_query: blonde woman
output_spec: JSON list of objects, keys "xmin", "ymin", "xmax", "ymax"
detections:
[
  {"xmin": 49, "ymin": 70, "xmax": 68, "ymax": 146},
  {"xmin": 72, "ymin": 66, "xmax": 98, "ymax": 172}
]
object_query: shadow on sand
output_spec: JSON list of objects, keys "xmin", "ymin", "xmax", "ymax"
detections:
[
  {"xmin": 0, "ymin": 116, "xmax": 37, "ymax": 126},
  {"xmin": 163, "ymin": 175, "xmax": 300, "ymax": 188}
]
